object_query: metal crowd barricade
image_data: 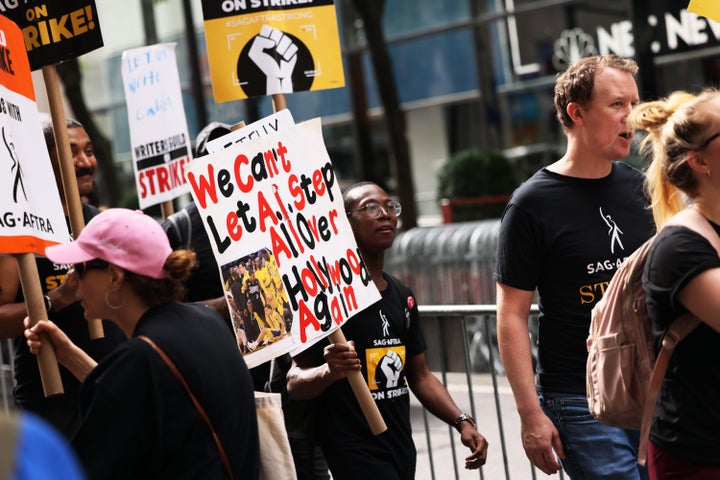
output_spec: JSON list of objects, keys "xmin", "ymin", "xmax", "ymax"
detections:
[
  {"xmin": 387, "ymin": 219, "xmax": 526, "ymax": 373},
  {"xmin": 413, "ymin": 304, "xmax": 566, "ymax": 480},
  {"xmin": 386, "ymin": 219, "xmax": 502, "ymax": 307},
  {"xmin": 1, "ymin": 338, "xmax": 14, "ymax": 413}
]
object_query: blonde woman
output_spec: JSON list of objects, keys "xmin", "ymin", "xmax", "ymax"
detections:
[{"xmin": 629, "ymin": 89, "xmax": 720, "ymax": 478}]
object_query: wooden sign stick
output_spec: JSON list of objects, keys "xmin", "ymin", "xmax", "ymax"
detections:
[
  {"xmin": 42, "ymin": 64, "xmax": 104, "ymax": 339},
  {"xmin": 328, "ymin": 329, "xmax": 387, "ymax": 435},
  {"xmin": 16, "ymin": 253, "xmax": 64, "ymax": 397},
  {"xmin": 272, "ymin": 94, "xmax": 286, "ymax": 113},
  {"xmin": 161, "ymin": 201, "xmax": 175, "ymax": 220}
]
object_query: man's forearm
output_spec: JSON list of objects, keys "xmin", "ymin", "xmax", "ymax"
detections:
[
  {"xmin": 0, "ymin": 302, "xmax": 29, "ymax": 339},
  {"xmin": 287, "ymin": 363, "xmax": 336, "ymax": 400},
  {"xmin": 498, "ymin": 328, "xmax": 542, "ymax": 416}
]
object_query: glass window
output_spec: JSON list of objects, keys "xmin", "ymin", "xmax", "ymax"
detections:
[
  {"xmin": 657, "ymin": 57, "xmax": 720, "ymax": 94},
  {"xmin": 361, "ymin": 28, "xmax": 478, "ymax": 108},
  {"xmin": 384, "ymin": 0, "xmax": 470, "ymax": 38}
]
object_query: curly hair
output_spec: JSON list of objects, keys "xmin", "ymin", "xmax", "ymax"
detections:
[
  {"xmin": 123, "ymin": 249, "xmax": 196, "ymax": 307},
  {"xmin": 628, "ymin": 88, "xmax": 720, "ymax": 227},
  {"xmin": 554, "ymin": 55, "xmax": 638, "ymax": 131}
]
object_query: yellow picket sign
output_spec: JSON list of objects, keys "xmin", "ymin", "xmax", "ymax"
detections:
[
  {"xmin": 688, "ymin": 0, "xmax": 720, "ymax": 23},
  {"xmin": 201, "ymin": 0, "xmax": 345, "ymax": 103}
]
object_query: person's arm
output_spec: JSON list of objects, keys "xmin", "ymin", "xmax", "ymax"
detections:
[
  {"xmin": 0, "ymin": 256, "xmax": 26, "ymax": 339},
  {"xmin": 0, "ymin": 257, "xmax": 76, "ymax": 339},
  {"xmin": 406, "ymin": 352, "xmax": 488, "ymax": 469},
  {"xmin": 200, "ymin": 295, "xmax": 230, "ymax": 320},
  {"xmin": 23, "ymin": 318, "xmax": 97, "ymax": 381},
  {"xmin": 286, "ymin": 342, "xmax": 360, "ymax": 400},
  {"xmin": 496, "ymin": 282, "xmax": 564, "ymax": 475}
]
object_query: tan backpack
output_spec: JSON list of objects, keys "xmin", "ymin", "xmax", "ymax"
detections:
[{"xmin": 586, "ymin": 208, "xmax": 720, "ymax": 466}]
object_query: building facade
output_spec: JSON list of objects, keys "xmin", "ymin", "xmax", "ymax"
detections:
[{"xmin": 34, "ymin": 0, "xmax": 720, "ymax": 224}]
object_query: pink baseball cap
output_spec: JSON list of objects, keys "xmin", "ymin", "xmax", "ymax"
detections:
[{"xmin": 44, "ymin": 208, "xmax": 172, "ymax": 279}]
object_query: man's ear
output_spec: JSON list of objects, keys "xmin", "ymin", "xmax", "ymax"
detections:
[{"xmin": 566, "ymin": 102, "xmax": 584, "ymax": 125}]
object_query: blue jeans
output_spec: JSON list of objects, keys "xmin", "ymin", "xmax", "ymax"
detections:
[{"xmin": 539, "ymin": 393, "xmax": 649, "ymax": 480}]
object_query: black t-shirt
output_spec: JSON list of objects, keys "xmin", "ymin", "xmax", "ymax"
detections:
[
  {"xmin": 13, "ymin": 203, "xmax": 127, "ymax": 438},
  {"xmin": 644, "ymin": 223, "xmax": 720, "ymax": 464},
  {"xmin": 229, "ymin": 277, "xmax": 246, "ymax": 311},
  {"xmin": 163, "ymin": 203, "xmax": 237, "ymax": 339},
  {"xmin": 163, "ymin": 203, "xmax": 224, "ymax": 302},
  {"xmin": 294, "ymin": 274, "xmax": 426, "ymax": 480},
  {"xmin": 494, "ymin": 162, "xmax": 655, "ymax": 394},
  {"xmin": 72, "ymin": 303, "xmax": 260, "ymax": 479}
]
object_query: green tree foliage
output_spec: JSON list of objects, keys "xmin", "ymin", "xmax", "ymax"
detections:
[{"xmin": 437, "ymin": 149, "xmax": 518, "ymax": 221}]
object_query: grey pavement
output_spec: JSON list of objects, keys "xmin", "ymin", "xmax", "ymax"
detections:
[{"xmin": 411, "ymin": 372, "xmax": 566, "ymax": 480}]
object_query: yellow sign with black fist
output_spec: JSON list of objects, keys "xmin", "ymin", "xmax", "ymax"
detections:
[{"xmin": 201, "ymin": 0, "xmax": 345, "ymax": 103}]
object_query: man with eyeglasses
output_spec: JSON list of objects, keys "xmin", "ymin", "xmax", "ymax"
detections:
[
  {"xmin": 0, "ymin": 119, "xmax": 125, "ymax": 439},
  {"xmin": 287, "ymin": 181, "xmax": 489, "ymax": 480}
]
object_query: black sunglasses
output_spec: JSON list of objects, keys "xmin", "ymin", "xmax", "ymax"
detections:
[
  {"xmin": 697, "ymin": 132, "xmax": 720, "ymax": 150},
  {"xmin": 74, "ymin": 259, "xmax": 109, "ymax": 278}
]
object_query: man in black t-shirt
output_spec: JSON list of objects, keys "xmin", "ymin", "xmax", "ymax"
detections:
[
  {"xmin": 495, "ymin": 55, "xmax": 655, "ymax": 479},
  {"xmin": 287, "ymin": 182, "xmax": 488, "ymax": 480}
]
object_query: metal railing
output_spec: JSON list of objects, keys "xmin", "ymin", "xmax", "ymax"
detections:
[
  {"xmin": 1, "ymin": 338, "xmax": 14, "ymax": 414},
  {"xmin": 413, "ymin": 304, "xmax": 566, "ymax": 480}
]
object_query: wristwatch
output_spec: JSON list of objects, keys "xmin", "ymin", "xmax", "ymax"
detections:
[
  {"xmin": 43, "ymin": 295, "xmax": 52, "ymax": 313},
  {"xmin": 453, "ymin": 413, "xmax": 476, "ymax": 432}
]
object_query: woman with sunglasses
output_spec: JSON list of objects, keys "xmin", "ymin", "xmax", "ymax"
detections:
[{"xmin": 24, "ymin": 208, "xmax": 259, "ymax": 479}]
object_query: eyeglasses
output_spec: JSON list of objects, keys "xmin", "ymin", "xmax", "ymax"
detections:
[
  {"xmin": 697, "ymin": 132, "xmax": 720, "ymax": 150},
  {"xmin": 346, "ymin": 200, "xmax": 402, "ymax": 219},
  {"xmin": 74, "ymin": 259, "xmax": 108, "ymax": 278}
]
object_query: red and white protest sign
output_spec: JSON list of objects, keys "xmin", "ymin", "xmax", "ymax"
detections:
[{"xmin": 185, "ymin": 117, "xmax": 380, "ymax": 367}]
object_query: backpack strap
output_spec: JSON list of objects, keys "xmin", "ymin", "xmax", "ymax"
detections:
[
  {"xmin": 637, "ymin": 207, "xmax": 720, "ymax": 466},
  {"xmin": 637, "ymin": 313, "xmax": 699, "ymax": 465},
  {"xmin": 0, "ymin": 413, "xmax": 19, "ymax": 477}
]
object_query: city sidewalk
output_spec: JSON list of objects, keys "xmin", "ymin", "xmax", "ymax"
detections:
[{"xmin": 411, "ymin": 372, "xmax": 566, "ymax": 480}]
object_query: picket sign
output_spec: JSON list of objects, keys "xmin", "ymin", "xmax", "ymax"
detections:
[{"xmin": 3, "ymin": 0, "xmax": 109, "ymax": 340}]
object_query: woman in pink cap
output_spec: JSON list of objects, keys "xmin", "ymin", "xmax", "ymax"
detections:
[{"xmin": 24, "ymin": 208, "xmax": 259, "ymax": 479}]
